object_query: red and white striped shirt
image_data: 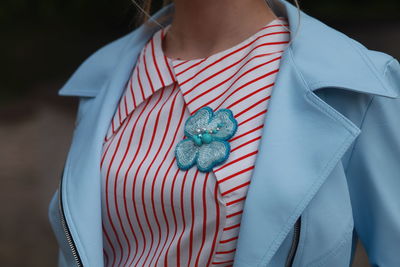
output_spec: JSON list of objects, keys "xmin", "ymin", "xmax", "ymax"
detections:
[{"xmin": 101, "ymin": 17, "xmax": 289, "ymax": 267}]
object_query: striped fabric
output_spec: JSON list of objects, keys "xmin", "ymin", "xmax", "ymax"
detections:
[{"xmin": 100, "ymin": 17, "xmax": 290, "ymax": 267}]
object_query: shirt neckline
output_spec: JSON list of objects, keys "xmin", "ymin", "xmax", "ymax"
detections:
[{"xmin": 106, "ymin": 16, "xmax": 290, "ymax": 140}]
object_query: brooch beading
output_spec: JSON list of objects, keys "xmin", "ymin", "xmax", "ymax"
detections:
[{"xmin": 175, "ymin": 106, "xmax": 238, "ymax": 172}]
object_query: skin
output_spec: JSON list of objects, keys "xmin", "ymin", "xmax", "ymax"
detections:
[{"xmin": 162, "ymin": 0, "xmax": 277, "ymax": 60}]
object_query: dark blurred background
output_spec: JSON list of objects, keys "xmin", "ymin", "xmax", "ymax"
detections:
[{"xmin": 0, "ymin": 0, "xmax": 399, "ymax": 266}]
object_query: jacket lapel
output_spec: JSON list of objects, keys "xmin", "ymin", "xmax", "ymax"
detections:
[
  {"xmin": 234, "ymin": 0, "xmax": 398, "ymax": 266},
  {"xmin": 59, "ymin": 8, "xmax": 175, "ymax": 267},
  {"xmin": 232, "ymin": 47, "xmax": 361, "ymax": 266}
]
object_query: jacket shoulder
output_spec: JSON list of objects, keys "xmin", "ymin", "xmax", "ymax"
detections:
[
  {"xmin": 57, "ymin": 29, "xmax": 138, "ymax": 98},
  {"xmin": 290, "ymin": 8, "xmax": 400, "ymax": 98},
  {"xmin": 350, "ymin": 38, "xmax": 400, "ymax": 97},
  {"xmin": 349, "ymin": 36, "xmax": 400, "ymax": 79}
]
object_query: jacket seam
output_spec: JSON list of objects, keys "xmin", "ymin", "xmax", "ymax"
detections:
[
  {"xmin": 307, "ymin": 219, "xmax": 354, "ymax": 267},
  {"xmin": 338, "ymin": 56, "xmax": 394, "ymax": 174},
  {"xmin": 308, "ymin": 81, "xmax": 384, "ymax": 97},
  {"xmin": 305, "ymin": 90, "xmax": 360, "ymax": 136},
  {"xmin": 343, "ymin": 95, "xmax": 376, "ymax": 175},
  {"xmin": 286, "ymin": 47, "xmax": 312, "ymax": 93},
  {"xmin": 288, "ymin": 47, "xmax": 360, "ymax": 137},
  {"xmin": 383, "ymin": 58, "xmax": 397, "ymax": 76},
  {"xmin": 345, "ymin": 36, "xmax": 393, "ymax": 95}
]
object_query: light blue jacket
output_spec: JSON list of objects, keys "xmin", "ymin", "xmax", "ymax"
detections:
[{"xmin": 48, "ymin": 0, "xmax": 400, "ymax": 266}]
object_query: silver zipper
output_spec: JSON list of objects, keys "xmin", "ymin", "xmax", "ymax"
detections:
[
  {"xmin": 285, "ymin": 216, "xmax": 301, "ymax": 267},
  {"xmin": 58, "ymin": 166, "xmax": 83, "ymax": 267}
]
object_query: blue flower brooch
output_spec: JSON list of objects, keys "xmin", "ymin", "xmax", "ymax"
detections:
[{"xmin": 175, "ymin": 106, "xmax": 238, "ymax": 172}]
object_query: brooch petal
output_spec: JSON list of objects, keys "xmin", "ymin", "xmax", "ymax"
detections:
[
  {"xmin": 197, "ymin": 141, "xmax": 230, "ymax": 172},
  {"xmin": 175, "ymin": 106, "xmax": 238, "ymax": 172},
  {"xmin": 175, "ymin": 139, "xmax": 199, "ymax": 170},
  {"xmin": 208, "ymin": 109, "xmax": 237, "ymax": 140},
  {"xmin": 184, "ymin": 106, "xmax": 213, "ymax": 137}
]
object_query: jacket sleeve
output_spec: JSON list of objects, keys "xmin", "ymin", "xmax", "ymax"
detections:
[{"xmin": 345, "ymin": 58, "xmax": 400, "ymax": 267}]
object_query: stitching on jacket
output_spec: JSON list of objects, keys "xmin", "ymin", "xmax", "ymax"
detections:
[
  {"xmin": 307, "ymin": 81, "xmax": 385, "ymax": 97},
  {"xmin": 305, "ymin": 90, "xmax": 360, "ymax": 136},
  {"xmin": 345, "ymin": 36, "xmax": 394, "ymax": 95},
  {"xmin": 383, "ymin": 57, "xmax": 400, "ymax": 97},
  {"xmin": 383, "ymin": 58, "xmax": 397, "ymax": 76},
  {"xmin": 307, "ymin": 219, "xmax": 354, "ymax": 267},
  {"xmin": 343, "ymin": 95, "xmax": 375, "ymax": 175},
  {"xmin": 290, "ymin": 46, "xmax": 361, "ymax": 136}
]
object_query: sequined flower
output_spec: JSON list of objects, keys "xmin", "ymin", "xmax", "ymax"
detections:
[{"xmin": 175, "ymin": 106, "xmax": 238, "ymax": 172}]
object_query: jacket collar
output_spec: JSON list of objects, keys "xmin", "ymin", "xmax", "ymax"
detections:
[
  {"xmin": 276, "ymin": 0, "xmax": 398, "ymax": 98},
  {"xmin": 58, "ymin": 1, "xmax": 398, "ymax": 266}
]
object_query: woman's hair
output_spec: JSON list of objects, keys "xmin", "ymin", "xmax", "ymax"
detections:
[
  {"xmin": 132, "ymin": 0, "xmax": 299, "ymax": 24},
  {"xmin": 132, "ymin": 0, "xmax": 172, "ymax": 26}
]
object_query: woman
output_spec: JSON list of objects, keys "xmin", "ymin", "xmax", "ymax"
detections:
[{"xmin": 48, "ymin": 0, "xmax": 400, "ymax": 266}]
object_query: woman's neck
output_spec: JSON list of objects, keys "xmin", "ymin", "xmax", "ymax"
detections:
[{"xmin": 163, "ymin": 0, "xmax": 277, "ymax": 60}]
